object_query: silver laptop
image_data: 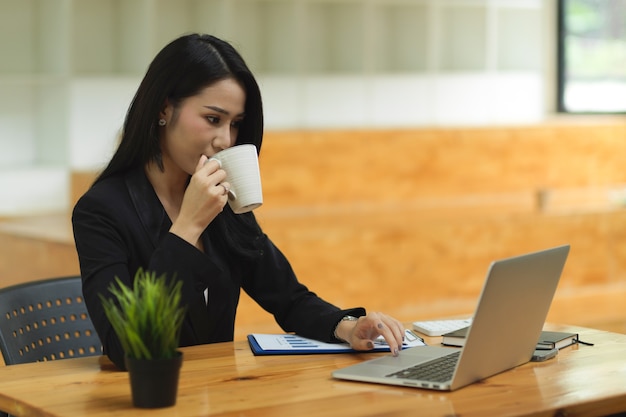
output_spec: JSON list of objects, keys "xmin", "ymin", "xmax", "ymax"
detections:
[{"xmin": 332, "ymin": 244, "xmax": 570, "ymax": 391}]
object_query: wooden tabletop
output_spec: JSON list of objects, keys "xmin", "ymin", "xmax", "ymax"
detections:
[{"xmin": 0, "ymin": 324, "xmax": 625, "ymax": 417}]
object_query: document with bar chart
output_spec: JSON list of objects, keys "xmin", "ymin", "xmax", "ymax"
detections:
[{"xmin": 247, "ymin": 330, "xmax": 425, "ymax": 355}]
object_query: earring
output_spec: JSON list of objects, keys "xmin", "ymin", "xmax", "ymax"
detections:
[{"xmin": 158, "ymin": 119, "xmax": 166, "ymax": 126}]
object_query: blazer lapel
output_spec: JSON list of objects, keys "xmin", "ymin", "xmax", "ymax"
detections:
[
  {"xmin": 125, "ymin": 167, "xmax": 171, "ymax": 248},
  {"xmin": 124, "ymin": 167, "xmax": 212, "ymax": 344}
]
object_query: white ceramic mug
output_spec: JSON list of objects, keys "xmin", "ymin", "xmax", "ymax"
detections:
[{"xmin": 209, "ymin": 144, "xmax": 263, "ymax": 214}]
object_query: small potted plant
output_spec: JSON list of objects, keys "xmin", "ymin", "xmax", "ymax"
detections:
[{"xmin": 100, "ymin": 268, "xmax": 186, "ymax": 408}]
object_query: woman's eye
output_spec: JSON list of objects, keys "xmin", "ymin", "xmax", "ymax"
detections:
[
  {"xmin": 206, "ymin": 116, "xmax": 220, "ymax": 124},
  {"xmin": 232, "ymin": 120, "xmax": 243, "ymax": 129}
]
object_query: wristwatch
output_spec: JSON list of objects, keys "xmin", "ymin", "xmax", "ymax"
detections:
[{"xmin": 334, "ymin": 315, "xmax": 359, "ymax": 342}]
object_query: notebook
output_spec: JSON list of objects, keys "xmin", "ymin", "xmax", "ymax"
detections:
[{"xmin": 332, "ymin": 244, "xmax": 570, "ymax": 391}]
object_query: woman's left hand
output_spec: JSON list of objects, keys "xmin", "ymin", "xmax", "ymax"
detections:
[{"xmin": 336, "ymin": 312, "xmax": 404, "ymax": 357}]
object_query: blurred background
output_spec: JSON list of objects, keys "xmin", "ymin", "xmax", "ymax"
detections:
[
  {"xmin": 1, "ymin": 0, "xmax": 557, "ymax": 213},
  {"xmin": 1, "ymin": 0, "xmax": 624, "ymax": 214},
  {"xmin": 1, "ymin": 0, "xmax": 625, "ymax": 338}
]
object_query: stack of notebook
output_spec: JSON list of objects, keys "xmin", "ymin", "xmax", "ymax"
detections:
[{"xmin": 441, "ymin": 327, "xmax": 579, "ymax": 350}]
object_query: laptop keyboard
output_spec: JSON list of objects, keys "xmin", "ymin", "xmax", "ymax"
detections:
[{"xmin": 387, "ymin": 351, "xmax": 461, "ymax": 383}]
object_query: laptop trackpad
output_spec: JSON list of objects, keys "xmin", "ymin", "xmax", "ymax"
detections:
[{"xmin": 372, "ymin": 346, "xmax": 456, "ymax": 367}]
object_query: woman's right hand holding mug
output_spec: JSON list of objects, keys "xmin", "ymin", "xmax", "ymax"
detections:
[{"xmin": 170, "ymin": 155, "xmax": 230, "ymax": 249}]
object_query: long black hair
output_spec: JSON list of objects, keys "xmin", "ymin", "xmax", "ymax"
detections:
[{"xmin": 95, "ymin": 33, "xmax": 265, "ymax": 258}]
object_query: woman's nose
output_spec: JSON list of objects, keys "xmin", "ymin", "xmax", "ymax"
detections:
[{"xmin": 212, "ymin": 126, "xmax": 232, "ymax": 151}]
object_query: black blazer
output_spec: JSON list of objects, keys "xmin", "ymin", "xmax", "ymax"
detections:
[{"xmin": 72, "ymin": 167, "xmax": 364, "ymax": 369}]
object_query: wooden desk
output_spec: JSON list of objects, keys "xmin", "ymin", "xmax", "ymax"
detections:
[{"xmin": 0, "ymin": 324, "xmax": 625, "ymax": 417}]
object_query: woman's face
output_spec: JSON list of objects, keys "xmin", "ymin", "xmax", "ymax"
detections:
[{"xmin": 160, "ymin": 78, "xmax": 246, "ymax": 175}]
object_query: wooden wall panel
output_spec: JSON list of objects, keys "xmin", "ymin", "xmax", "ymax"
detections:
[
  {"xmin": 237, "ymin": 120, "xmax": 626, "ymax": 337},
  {"xmin": 235, "ymin": 209, "xmax": 626, "ymax": 337},
  {"xmin": 258, "ymin": 123, "xmax": 626, "ymax": 209},
  {"xmin": 0, "ymin": 228, "xmax": 79, "ymax": 286}
]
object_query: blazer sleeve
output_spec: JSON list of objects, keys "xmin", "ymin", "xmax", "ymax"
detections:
[{"xmin": 241, "ymin": 233, "xmax": 366, "ymax": 343}]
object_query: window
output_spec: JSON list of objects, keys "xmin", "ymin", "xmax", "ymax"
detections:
[{"xmin": 557, "ymin": 0, "xmax": 626, "ymax": 113}]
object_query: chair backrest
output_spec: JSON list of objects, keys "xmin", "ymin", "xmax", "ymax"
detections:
[{"xmin": 0, "ymin": 276, "xmax": 102, "ymax": 365}]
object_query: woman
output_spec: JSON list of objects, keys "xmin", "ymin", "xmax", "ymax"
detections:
[{"xmin": 72, "ymin": 33, "xmax": 404, "ymax": 370}]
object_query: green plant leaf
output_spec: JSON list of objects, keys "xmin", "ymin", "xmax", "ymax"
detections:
[{"xmin": 99, "ymin": 268, "xmax": 187, "ymax": 360}]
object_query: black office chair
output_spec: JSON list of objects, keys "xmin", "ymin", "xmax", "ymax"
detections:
[
  {"xmin": 0, "ymin": 276, "xmax": 103, "ymax": 365},
  {"xmin": 0, "ymin": 276, "xmax": 103, "ymax": 417}
]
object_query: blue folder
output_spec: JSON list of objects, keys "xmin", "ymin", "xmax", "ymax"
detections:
[{"xmin": 247, "ymin": 330, "xmax": 425, "ymax": 356}]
